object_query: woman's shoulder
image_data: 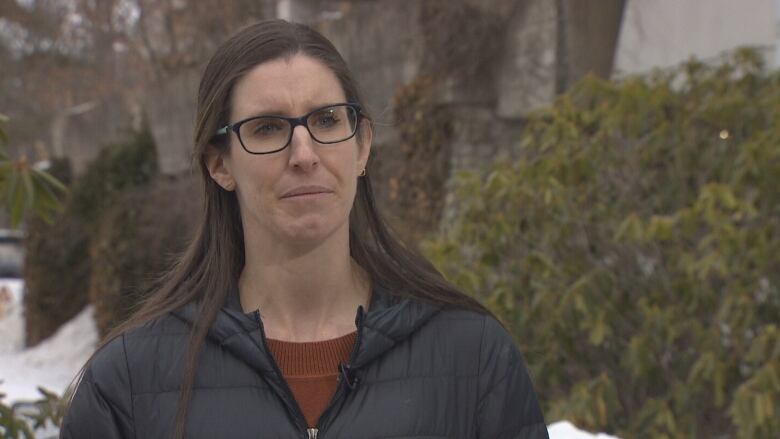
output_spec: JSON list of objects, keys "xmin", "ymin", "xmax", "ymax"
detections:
[
  {"xmin": 426, "ymin": 306, "xmax": 515, "ymax": 345},
  {"xmin": 64, "ymin": 312, "xmax": 190, "ymax": 437},
  {"xmin": 123, "ymin": 311, "xmax": 192, "ymax": 340},
  {"xmin": 425, "ymin": 307, "xmax": 545, "ymax": 432},
  {"xmin": 88, "ymin": 312, "xmax": 190, "ymax": 375},
  {"xmin": 416, "ymin": 306, "xmax": 522, "ymax": 367}
]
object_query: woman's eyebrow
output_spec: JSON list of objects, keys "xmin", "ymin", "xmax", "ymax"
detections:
[{"xmin": 239, "ymin": 101, "xmax": 343, "ymax": 119}]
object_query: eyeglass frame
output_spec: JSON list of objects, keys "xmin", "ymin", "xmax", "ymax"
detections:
[{"xmin": 212, "ymin": 102, "xmax": 363, "ymax": 155}]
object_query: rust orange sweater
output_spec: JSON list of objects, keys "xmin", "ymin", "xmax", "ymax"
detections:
[{"xmin": 266, "ymin": 331, "xmax": 357, "ymax": 427}]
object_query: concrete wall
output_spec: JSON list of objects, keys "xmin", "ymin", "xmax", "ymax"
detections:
[
  {"xmin": 615, "ymin": 0, "xmax": 777, "ymax": 75},
  {"xmin": 52, "ymin": 0, "xmax": 780, "ymax": 180},
  {"xmin": 48, "ymin": 0, "xmax": 780, "ymax": 241},
  {"xmin": 52, "ymin": 95, "xmax": 137, "ymax": 175},
  {"xmin": 145, "ymin": 69, "xmax": 200, "ymax": 175}
]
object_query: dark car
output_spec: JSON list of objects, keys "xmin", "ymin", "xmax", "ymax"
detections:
[{"xmin": 0, "ymin": 229, "xmax": 25, "ymax": 279}]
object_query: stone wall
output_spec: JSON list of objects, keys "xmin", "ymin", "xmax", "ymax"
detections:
[
  {"xmin": 51, "ymin": 94, "xmax": 139, "ymax": 175},
  {"xmin": 51, "ymin": 0, "xmax": 625, "ymax": 241},
  {"xmin": 144, "ymin": 69, "xmax": 200, "ymax": 175}
]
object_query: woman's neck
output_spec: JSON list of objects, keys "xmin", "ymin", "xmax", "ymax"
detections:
[{"xmin": 238, "ymin": 224, "xmax": 370, "ymax": 342}]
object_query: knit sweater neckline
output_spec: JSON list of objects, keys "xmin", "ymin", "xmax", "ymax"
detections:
[{"xmin": 266, "ymin": 331, "xmax": 358, "ymax": 377}]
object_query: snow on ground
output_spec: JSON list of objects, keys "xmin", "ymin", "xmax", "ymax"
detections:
[
  {"xmin": 0, "ymin": 279, "xmax": 98, "ymax": 403},
  {"xmin": 548, "ymin": 421, "xmax": 620, "ymax": 439},
  {"xmin": 0, "ymin": 281, "xmax": 618, "ymax": 439}
]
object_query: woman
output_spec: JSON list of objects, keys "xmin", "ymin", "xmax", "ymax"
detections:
[{"xmin": 61, "ymin": 19, "xmax": 548, "ymax": 439}]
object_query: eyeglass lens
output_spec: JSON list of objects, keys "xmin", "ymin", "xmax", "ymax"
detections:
[{"xmin": 238, "ymin": 105, "xmax": 358, "ymax": 153}]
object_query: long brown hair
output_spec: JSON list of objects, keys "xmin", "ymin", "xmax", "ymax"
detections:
[{"xmin": 71, "ymin": 19, "xmax": 492, "ymax": 438}]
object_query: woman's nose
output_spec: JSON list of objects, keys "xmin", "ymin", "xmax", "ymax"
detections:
[{"xmin": 287, "ymin": 125, "xmax": 319, "ymax": 171}]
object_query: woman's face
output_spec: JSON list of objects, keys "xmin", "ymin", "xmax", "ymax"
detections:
[{"xmin": 207, "ymin": 54, "xmax": 371, "ymax": 247}]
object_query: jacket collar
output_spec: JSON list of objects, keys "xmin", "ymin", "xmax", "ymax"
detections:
[{"xmin": 170, "ymin": 285, "xmax": 442, "ymax": 371}]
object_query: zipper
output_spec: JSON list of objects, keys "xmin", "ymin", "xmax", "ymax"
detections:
[
  {"xmin": 253, "ymin": 310, "xmax": 312, "ymax": 438},
  {"xmin": 310, "ymin": 305, "xmax": 367, "ymax": 437},
  {"xmin": 254, "ymin": 305, "xmax": 367, "ymax": 439}
]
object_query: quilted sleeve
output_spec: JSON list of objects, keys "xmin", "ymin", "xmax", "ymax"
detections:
[
  {"xmin": 476, "ymin": 315, "xmax": 549, "ymax": 439},
  {"xmin": 60, "ymin": 334, "xmax": 135, "ymax": 439}
]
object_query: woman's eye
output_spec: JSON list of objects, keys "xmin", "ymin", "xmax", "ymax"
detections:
[
  {"xmin": 251, "ymin": 120, "xmax": 284, "ymax": 136},
  {"xmin": 313, "ymin": 111, "xmax": 341, "ymax": 128}
]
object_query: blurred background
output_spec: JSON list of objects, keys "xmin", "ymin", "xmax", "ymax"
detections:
[{"xmin": 0, "ymin": 0, "xmax": 778, "ymax": 438}]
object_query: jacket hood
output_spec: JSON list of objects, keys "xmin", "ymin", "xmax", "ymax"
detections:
[{"xmin": 170, "ymin": 286, "xmax": 442, "ymax": 372}]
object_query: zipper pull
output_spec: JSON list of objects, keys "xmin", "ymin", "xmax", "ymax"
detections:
[{"xmin": 307, "ymin": 428, "xmax": 318, "ymax": 438}]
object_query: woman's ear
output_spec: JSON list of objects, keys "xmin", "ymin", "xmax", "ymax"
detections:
[{"xmin": 205, "ymin": 147, "xmax": 236, "ymax": 191}]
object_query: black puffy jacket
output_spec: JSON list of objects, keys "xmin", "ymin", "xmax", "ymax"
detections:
[{"xmin": 62, "ymin": 287, "xmax": 548, "ymax": 438}]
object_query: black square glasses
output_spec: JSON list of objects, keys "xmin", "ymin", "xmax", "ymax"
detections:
[{"xmin": 213, "ymin": 103, "xmax": 362, "ymax": 155}]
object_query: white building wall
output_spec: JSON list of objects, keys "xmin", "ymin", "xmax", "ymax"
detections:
[
  {"xmin": 614, "ymin": 0, "xmax": 777, "ymax": 75},
  {"xmin": 775, "ymin": 0, "xmax": 780, "ymax": 65}
]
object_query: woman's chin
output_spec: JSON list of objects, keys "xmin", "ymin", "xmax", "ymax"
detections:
[{"xmin": 277, "ymin": 217, "xmax": 344, "ymax": 245}]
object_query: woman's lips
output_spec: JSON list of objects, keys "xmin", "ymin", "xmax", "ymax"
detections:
[{"xmin": 280, "ymin": 185, "xmax": 334, "ymax": 199}]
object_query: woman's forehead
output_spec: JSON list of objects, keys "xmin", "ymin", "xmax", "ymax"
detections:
[{"xmin": 230, "ymin": 55, "xmax": 346, "ymax": 119}]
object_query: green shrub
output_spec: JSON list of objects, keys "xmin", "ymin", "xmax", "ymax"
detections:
[
  {"xmin": 24, "ymin": 131, "xmax": 158, "ymax": 345},
  {"xmin": 68, "ymin": 130, "xmax": 158, "ymax": 227},
  {"xmin": 0, "ymin": 386, "xmax": 65, "ymax": 438},
  {"xmin": 0, "ymin": 114, "xmax": 67, "ymax": 228},
  {"xmin": 425, "ymin": 49, "xmax": 779, "ymax": 438},
  {"xmin": 23, "ymin": 213, "xmax": 91, "ymax": 346},
  {"xmin": 89, "ymin": 175, "xmax": 200, "ymax": 336},
  {"xmin": 0, "ymin": 394, "xmax": 33, "ymax": 439}
]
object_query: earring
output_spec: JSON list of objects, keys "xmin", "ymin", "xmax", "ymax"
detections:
[{"xmin": 358, "ymin": 168, "xmax": 366, "ymax": 177}]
